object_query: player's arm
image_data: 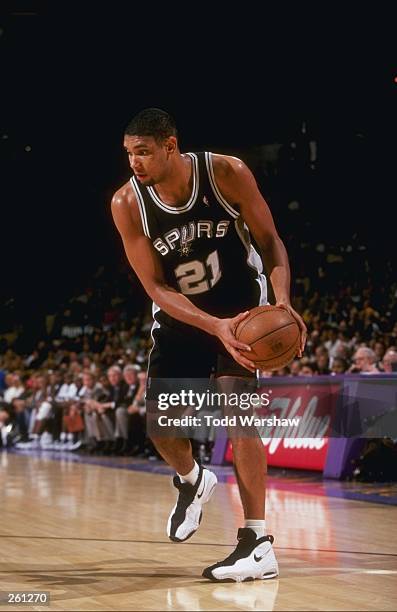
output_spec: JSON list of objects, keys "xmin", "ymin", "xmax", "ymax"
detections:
[
  {"xmin": 110, "ymin": 185, "xmax": 255, "ymax": 371},
  {"xmin": 213, "ymin": 155, "xmax": 307, "ymax": 355}
]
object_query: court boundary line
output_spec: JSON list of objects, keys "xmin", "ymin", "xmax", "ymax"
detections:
[{"xmin": 0, "ymin": 534, "xmax": 395, "ymax": 557}]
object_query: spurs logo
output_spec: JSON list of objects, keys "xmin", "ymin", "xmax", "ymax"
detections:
[{"xmin": 178, "ymin": 242, "xmax": 193, "ymax": 257}]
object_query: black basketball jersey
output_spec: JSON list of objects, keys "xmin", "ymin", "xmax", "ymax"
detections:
[{"xmin": 131, "ymin": 152, "xmax": 267, "ymax": 327}]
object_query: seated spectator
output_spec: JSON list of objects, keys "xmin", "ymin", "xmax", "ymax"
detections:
[
  {"xmin": 112, "ymin": 364, "xmax": 141, "ymax": 455},
  {"xmin": 0, "ymin": 405, "xmax": 13, "ymax": 448},
  {"xmin": 324, "ymin": 327, "xmax": 339, "ymax": 359},
  {"xmin": 84, "ymin": 365, "xmax": 129, "ymax": 454},
  {"xmin": 381, "ymin": 349, "xmax": 397, "ymax": 373},
  {"xmin": 80, "ymin": 372, "xmax": 109, "ymax": 452},
  {"xmin": 289, "ymin": 359, "xmax": 302, "ymax": 376},
  {"xmin": 11, "ymin": 397, "xmax": 30, "ymax": 441},
  {"xmin": 3, "ymin": 373, "xmax": 25, "ymax": 404},
  {"xmin": 61, "ymin": 401, "xmax": 85, "ymax": 451},
  {"xmin": 0, "ymin": 358, "xmax": 6, "ymax": 393},
  {"xmin": 299, "ymin": 362, "xmax": 317, "ymax": 376},
  {"xmin": 126, "ymin": 368, "xmax": 148, "ymax": 456},
  {"xmin": 55, "ymin": 372, "xmax": 78, "ymax": 402},
  {"xmin": 48, "ymin": 370, "xmax": 63, "ymax": 398},
  {"xmin": 315, "ymin": 350, "xmax": 330, "ymax": 375},
  {"xmin": 373, "ymin": 341, "xmax": 386, "ymax": 363},
  {"xmin": 331, "ymin": 357, "xmax": 348, "ymax": 375},
  {"xmin": 14, "ymin": 374, "xmax": 54, "ymax": 449},
  {"xmin": 348, "ymin": 347, "xmax": 381, "ymax": 374}
]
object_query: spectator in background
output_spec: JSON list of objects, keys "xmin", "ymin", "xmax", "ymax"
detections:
[
  {"xmin": 126, "ymin": 367, "xmax": 148, "ymax": 456},
  {"xmin": 0, "ymin": 405, "xmax": 13, "ymax": 448},
  {"xmin": 349, "ymin": 347, "xmax": 381, "ymax": 374},
  {"xmin": 299, "ymin": 362, "xmax": 317, "ymax": 376},
  {"xmin": 113, "ymin": 364, "xmax": 140, "ymax": 454},
  {"xmin": 3, "ymin": 373, "xmax": 25, "ymax": 404},
  {"xmin": 324, "ymin": 327, "xmax": 339, "ymax": 359},
  {"xmin": 314, "ymin": 348, "xmax": 330, "ymax": 375},
  {"xmin": 331, "ymin": 357, "xmax": 348, "ymax": 375},
  {"xmin": 48, "ymin": 370, "xmax": 63, "ymax": 398},
  {"xmin": 0, "ymin": 358, "xmax": 6, "ymax": 393},
  {"xmin": 80, "ymin": 372, "xmax": 108, "ymax": 452},
  {"xmin": 381, "ymin": 349, "xmax": 397, "ymax": 373},
  {"xmin": 274, "ymin": 366, "xmax": 290, "ymax": 377},
  {"xmin": 289, "ymin": 359, "xmax": 301, "ymax": 376},
  {"xmin": 88, "ymin": 365, "xmax": 129, "ymax": 454},
  {"xmin": 55, "ymin": 372, "xmax": 78, "ymax": 403},
  {"xmin": 15, "ymin": 374, "xmax": 54, "ymax": 449},
  {"xmin": 373, "ymin": 341, "xmax": 386, "ymax": 363}
]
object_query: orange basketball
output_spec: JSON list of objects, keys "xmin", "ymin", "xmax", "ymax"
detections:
[{"xmin": 235, "ymin": 305, "xmax": 300, "ymax": 371}]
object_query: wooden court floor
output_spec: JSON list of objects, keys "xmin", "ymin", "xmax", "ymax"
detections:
[{"xmin": 1, "ymin": 452, "xmax": 396, "ymax": 611}]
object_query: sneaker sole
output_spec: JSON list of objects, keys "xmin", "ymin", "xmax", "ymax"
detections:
[
  {"xmin": 169, "ymin": 511, "xmax": 203, "ymax": 543},
  {"xmin": 204, "ymin": 570, "xmax": 279, "ymax": 582}
]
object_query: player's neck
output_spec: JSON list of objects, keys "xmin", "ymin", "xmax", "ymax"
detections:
[{"xmin": 153, "ymin": 152, "xmax": 192, "ymax": 207}]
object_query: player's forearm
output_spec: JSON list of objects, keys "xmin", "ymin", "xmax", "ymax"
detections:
[
  {"xmin": 151, "ymin": 284, "xmax": 218, "ymax": 335},
  {"xmin": 262, "ymin": 236, "xmax": 291, "ymax": 303}
]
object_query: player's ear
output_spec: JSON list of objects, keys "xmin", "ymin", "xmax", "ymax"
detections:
[{"xmin": 165, "ymin": 136, "xmax": 177, "ymax": 155}]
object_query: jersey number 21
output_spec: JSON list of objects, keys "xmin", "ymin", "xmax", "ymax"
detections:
[{"xmin": 174, "ymin": 250, "xmax": 221, "ymax": 295}]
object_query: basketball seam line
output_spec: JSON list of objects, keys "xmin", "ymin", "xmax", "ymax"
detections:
[
  {"xmin": 250, "ymin": 324, "xmax": 299, "ymax": 347},
  {"xmin": 239, "ymin": 321, "xmax": 298, "ymax": 346},
  {"xmin": 255, "ymin": 351, "xmax": 298, "ymax": 370},
  {"xmin": 236, "ymin": 307, "xmax": 292, "ymax": 338}
]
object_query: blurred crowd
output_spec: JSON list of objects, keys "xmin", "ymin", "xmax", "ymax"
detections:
[{"xmin": 1, "ymin": 244, "xmax": 396, "ymax": 457}]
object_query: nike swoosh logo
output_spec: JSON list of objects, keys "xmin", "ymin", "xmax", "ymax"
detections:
[
  {"xmin": 254, "ymin": 554, "xmax": 264, "ymax": 562},
  {"xmin": 197, "ymin": 476, "xmax": 205, "ymax": 499}
]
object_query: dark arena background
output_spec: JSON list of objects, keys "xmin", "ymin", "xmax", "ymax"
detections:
[{"xmin": 1, "ymin": 3, "xmax": 396, "ymax": 611}]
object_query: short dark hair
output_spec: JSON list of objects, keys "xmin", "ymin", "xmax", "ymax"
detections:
[{"xmin": 124, "ymin": 108, "xmax": 177, "ymax": 142}]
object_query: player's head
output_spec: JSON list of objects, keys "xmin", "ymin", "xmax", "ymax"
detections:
[{"xmin": 124, "ymin": 108, "xmax": 178, "ymax": 185}]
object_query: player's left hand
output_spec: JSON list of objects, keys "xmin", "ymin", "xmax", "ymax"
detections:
[{"xmin": 275, "ymin": 301, "xmax": 307, "ymax": 357}]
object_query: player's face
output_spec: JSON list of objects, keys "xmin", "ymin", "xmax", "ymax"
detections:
[{"xmin": 124, "ymin": 135, "xmax": 172, "ymax": 186}]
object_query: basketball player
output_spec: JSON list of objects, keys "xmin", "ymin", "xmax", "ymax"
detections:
[{"xmin": 111, "ymin": 108, "xmax": 306, "ymax": 582}]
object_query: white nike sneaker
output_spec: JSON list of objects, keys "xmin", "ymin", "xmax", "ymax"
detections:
[
  {"xmin": 167, "ymin": 465, "xmax": 217, "ymax": 542},
  {"xmin": 202, "ymin": 528, "xmax": 279, "ymax": 582}
]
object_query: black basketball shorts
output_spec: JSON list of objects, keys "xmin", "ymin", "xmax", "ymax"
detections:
[{"xmin": 147, "ymin": 320, "xmax": 253, "ymax": 379}]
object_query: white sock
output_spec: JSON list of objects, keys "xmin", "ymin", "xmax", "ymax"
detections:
[
  {"xmin": 178, "ymin": 461, "xmax": 200, "ymax": 485},
  {"xmin": 245, "ymin": 519, "xmax": 266, "ymax": 539}
]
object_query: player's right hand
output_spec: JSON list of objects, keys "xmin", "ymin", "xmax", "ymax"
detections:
[{"xmin": 213, "ymin": 312, "xmax": 256, "ymax": 372}]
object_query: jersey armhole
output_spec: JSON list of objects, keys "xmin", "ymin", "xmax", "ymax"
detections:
[
  {"xmin": 130, "ymin": 176, "xmax": 151, "ymax": 238},
  {"xmin": 205, "ymin": 152, "xmax": 239, "ymax": 219}
]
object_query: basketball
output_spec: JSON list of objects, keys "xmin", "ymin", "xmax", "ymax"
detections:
[{"xmin": 235, "ymin": 305, "xmax": 300, "ymax": 370}]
